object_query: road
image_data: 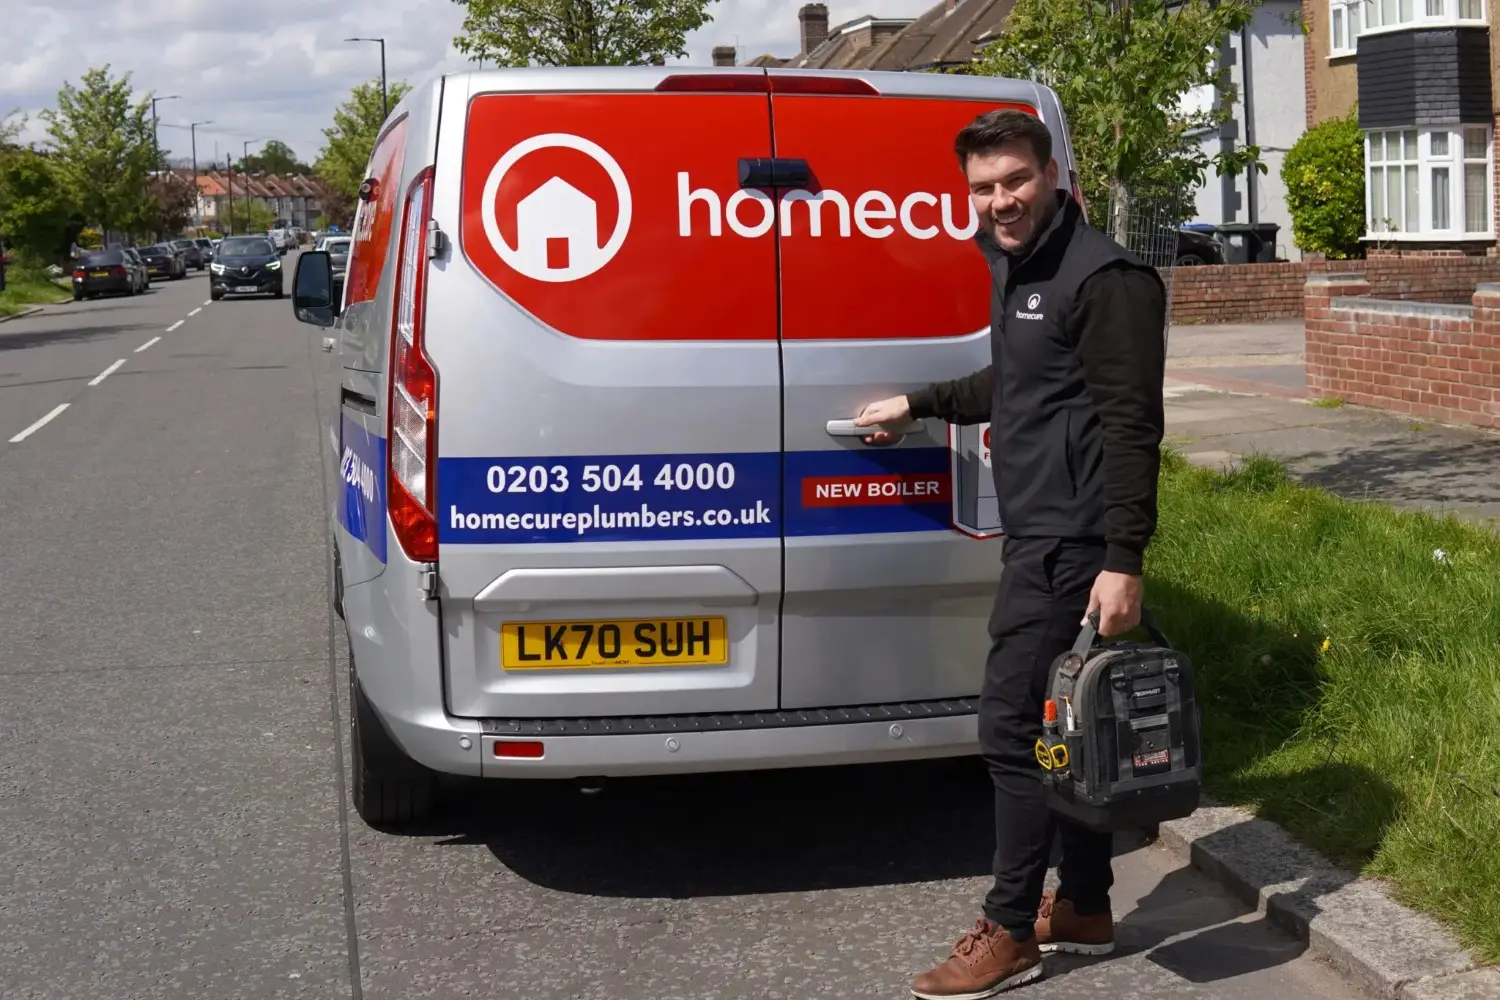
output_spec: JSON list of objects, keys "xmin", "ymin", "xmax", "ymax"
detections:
[{"xmin": 0, "ymin": 264, "xmax": 1367, "ymax": 1000}]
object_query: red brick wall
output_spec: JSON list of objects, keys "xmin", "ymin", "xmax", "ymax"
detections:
[
  {"xmin": 1170, "ymin": 256, "xmax": 1500, "ymax": 324},
  {"xmin": 1304, "ymin": 274, "xmax": 1500, "ymax": 429}
]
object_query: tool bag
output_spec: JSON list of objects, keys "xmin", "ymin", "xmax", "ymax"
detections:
[{"xmin": 1035, "ymin": 609, "xmax": 1202, "ymax": 832}]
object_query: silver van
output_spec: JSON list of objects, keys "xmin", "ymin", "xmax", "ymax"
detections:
[{"xmin": 291, "ymin": 65, "xmax": 1084, "ymax": 826}]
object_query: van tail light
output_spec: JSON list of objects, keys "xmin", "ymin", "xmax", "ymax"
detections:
[
  {"xmin": 388, "ymin": 165, "xmax": 438, "ymax": 564},
  {"xmin": 1069, "ymin": 169, "xmax": 1087, "ymax": 215}
]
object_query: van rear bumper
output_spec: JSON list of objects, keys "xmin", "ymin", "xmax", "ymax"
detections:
[{"xmin": 474, "ymin": 701, "xmax": 979, "ymax": 778}]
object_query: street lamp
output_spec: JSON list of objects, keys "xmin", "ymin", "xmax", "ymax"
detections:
[
  {"xmin": 189, "ymin": 121, "xmax": 213, "ymax": 230},
  {"xmin": 345, "ymin": 37, "xmax": 388, "ymax": 120},
  {"xmin": 150, "ymin": 95, "xmax": 180, "ymax": 178},
  {"xmin": 243, "ymin": 139, "xmax": 261, "ymax": 230}
]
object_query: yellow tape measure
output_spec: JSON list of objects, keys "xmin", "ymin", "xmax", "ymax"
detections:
[{"xmin": 1035, "ymin": 738, "xmax": 1069, "ymax": 771}]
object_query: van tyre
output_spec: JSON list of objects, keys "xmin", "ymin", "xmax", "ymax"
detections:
[{"xmin": 349, "ymin": 666, "xmax": 437, "ymax": 828}]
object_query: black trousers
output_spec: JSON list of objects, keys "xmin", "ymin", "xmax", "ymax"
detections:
[{"xmin": 980, "ymin": 535, "xmax": 1115, "ymax": 932}]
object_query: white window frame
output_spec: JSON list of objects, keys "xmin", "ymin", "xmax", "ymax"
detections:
[
  {"xmin": 1330, "ymin": 0, "xmax": 1362, "ymax": 57},
  {"xmin": 1358, "ymin": 0, "xmax": 1486, "ymax": 43},
  {"xmin": 1366, "ymin": 125, "xmax": 1494, "ymax": 240}
]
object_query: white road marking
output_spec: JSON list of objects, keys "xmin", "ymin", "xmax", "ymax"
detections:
[
  {"xmin": 188, "ymin": 307, "xmax": 202, "ymax": 317},
  {"xmin": 166, "ymin": 320, "xmax": 184, "ymax": 332},
  {"xmin": 89, "ymin": 359, "xmax": 126, "ymax": 386},
  {"xmin": 135, "ymin": 336, "xmax": 161, "ymax": 353},
  {"xmin": 203, "ymin": 299, "xmax": 212, "ymax": 307},
  {"xmin": 10, "ymin": 404, "xmax": 69, "ymax": 443}
]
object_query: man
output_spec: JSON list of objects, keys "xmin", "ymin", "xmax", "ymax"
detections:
[{"xmin": 854, "ymin": 109, "xmax": 1166, "ymax": 997}]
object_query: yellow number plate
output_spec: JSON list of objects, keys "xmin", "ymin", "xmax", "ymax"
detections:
[{"xmin": 501, "ymin": 617, "xmax": 728, "ymax": 670}]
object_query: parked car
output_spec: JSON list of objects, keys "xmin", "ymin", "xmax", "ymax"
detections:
[
  {"xmin": 72, "ymin": 248, "xmax": 148, "ymax": 298},
  {"xmin": 139, "ymin": 244, "xmax": 187, "ymax": 281},
  {"xmin": 210, "ymin": 235, "xmax": 285, "ymax": 300},
  {"xmin": 171, "ymin": 238, "xmax": 206, "ymax": 270},
  {"xmin": 194, "ymin": 237, "xmax": 216, "ymax": 264},
  {"xmin": 321, "ymin": 235, "xmax": 351, "ymax": 302},
  {"xmin": 290, "ymin": 65, "xmax": 1089, "ymax": 827},
  {"xmin": 1174, "ymin": 226, "xmax": 1226, "ymax": 266}
]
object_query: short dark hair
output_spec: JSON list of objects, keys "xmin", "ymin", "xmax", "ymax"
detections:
[{"xmin": 954, "ymin": 109, "xmax": 1053, "ymax": 171}]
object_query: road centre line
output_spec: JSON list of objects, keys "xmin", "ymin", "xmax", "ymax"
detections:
[
  {"xmin": 166, "ymin": 320, "xmax": 184, "ymax": 332},
  {"xmin": 10, "ymin": 404, "xmax": 68, "ymax": 444},
  {"xmin": 188, "ymin": 307, "xmax": 202, "ymax": 317},
  {"xmin": 203, "ymin": 299, "xmax": 212, "ymax": 307},
  {"xmin": 135, "ymin": 336, "xmax": 161, "ymax": 353},
  {"xmin": 89, "ymin": 359, "xmax": 126, "ymax": 387}
]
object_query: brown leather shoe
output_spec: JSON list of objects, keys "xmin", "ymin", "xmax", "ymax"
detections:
[
  {"xmin": 1034, "ymin": 891, "xmax": 1115, "ymax": 956},
  {"xmin": 910, "ymin": 918, "xmax": 1044, "ymax": 999}
]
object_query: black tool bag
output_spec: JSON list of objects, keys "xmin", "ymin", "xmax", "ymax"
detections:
[{"xmin": 1035, "ymin": 609, "xmax": 1202, "ymax": 832}]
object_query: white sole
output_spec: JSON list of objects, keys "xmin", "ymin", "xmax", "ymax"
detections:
[
  {"xmin": 910, "ymin": 962, "xmax": 1044, "ymax": 1000},
  {"xmin": 1038, "ymin": 940, "xmax": 1116, "ymax": 956}
]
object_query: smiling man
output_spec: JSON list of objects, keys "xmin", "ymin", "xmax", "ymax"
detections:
[{"xmin": 855, "ymin": 109, "xmax": 1167, "ymax": 997}]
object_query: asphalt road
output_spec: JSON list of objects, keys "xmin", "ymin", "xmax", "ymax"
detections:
[{"xmin": 0, "ymin": 264, "xmax": 1368, "ymax": 1000}]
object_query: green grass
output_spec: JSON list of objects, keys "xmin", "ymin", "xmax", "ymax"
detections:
[
  {"xmin": 1147, "ymin": 451, "xmax": 1500, "ymax": 962},
  {"xmin": 0, "ymin": 266, "xmax": 72, "ymax": 316},
  {"xmin": 1310, "ymin": 396, "xmax": 1347, "ymax": 408}
]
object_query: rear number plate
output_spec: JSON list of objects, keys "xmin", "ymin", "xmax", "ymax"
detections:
[
  {"xmin": 501, "ymin": 617, "xmax": 728, "ymax": 670},
  {"xmin": 89, "ymin": 271, "xmax": 109, "ymax": 277}
]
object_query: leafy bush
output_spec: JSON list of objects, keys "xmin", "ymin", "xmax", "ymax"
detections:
[
  {"xmin": 1282, "ymin": 113, "xmax": 1366, "ymax": 259},
  {"xmin": 76, "ymin": 227, "xmax": 103, "ymax": 249}
]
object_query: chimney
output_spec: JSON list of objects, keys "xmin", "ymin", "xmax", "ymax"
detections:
[
  {"xmin": 712, "ymin": 45, "xmax": 737, "ymax": 67},
  {"xmin": 799, "ymin": 3, "xmax": 830, "ymax": 55}
]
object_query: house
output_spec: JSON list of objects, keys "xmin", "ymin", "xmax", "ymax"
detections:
[
  {"xmin": 1304, "ymin": 0, "xmax": 1495, "ymax": 252},
  {"xmin": 181, "ymin": 168, "xmax": 325, "ymax": 234},
  {"xmin": 729, "ymin": 1, "xmax": 1015, "ymax": 72},
  {"xmin": 1182, "ymin": 0, "xmax": 1308, "ymax": 260}
]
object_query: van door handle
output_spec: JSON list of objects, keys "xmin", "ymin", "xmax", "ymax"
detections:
[
  {"xmin": 341, "ymin": 386, "xmax": 377, "ymax": 414},
  {"xmin": 739, "ymin": 157, "xmax": 812, "ymax": 188},
  {"xmin": 825, "ymin": 418, "xmax": 926, "ymax": 437}
]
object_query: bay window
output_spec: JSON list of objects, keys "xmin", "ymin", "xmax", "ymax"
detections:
[
  {"xmin": 1335, "ymin": 0, "xmax": 1485, "ymax": 54},
  {"xmin": 1367, "ymin": 126, "xmax": 1493, "ymax": 238}
]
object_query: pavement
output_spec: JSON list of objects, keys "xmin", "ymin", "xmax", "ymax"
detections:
[
  {"xmin": 0, "ymin": 278, "xmax": 1380, "ymax": 999},
  {"xmin": 1164, "ymin": 319, "xmax": 1500, "ymax": 527}
]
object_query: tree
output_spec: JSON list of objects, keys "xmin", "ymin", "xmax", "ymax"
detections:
[
  {"xmin": 315, "ymin": 78, "xmax": 413, "ymax": 206},
  {"xmin": 240, "ymin": 139, "xmax": 310, "ymax": 177},
  {"xmin": 974, "ymin": 0, "xmax": 1265, "ymax": 239},
  {"xmin": 40, "ymin": 67, "xmax": 155, "ymax": 236},
  {"xmin": 0, "ymin": 149, "xmax": 76, "ymax": 262},
  {"xmin": 1282, "ymin": 112, "xmax": 1365, "ymax": 259},
  {"xmin": 452, "ymin": 0, "xmax": 718, "ymax": 67},
  {"xmin": 145, "ymin": 173, "xmax": 198, "ymax": 237}
]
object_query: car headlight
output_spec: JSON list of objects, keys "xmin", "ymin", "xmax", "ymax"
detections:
[
  {"xmin": 211, "ymin": 263, "xmax": 226, "ymax": 274},
  {"xmin": 266, "ymin": 260, "xmax": 281, "ymax": 270}
]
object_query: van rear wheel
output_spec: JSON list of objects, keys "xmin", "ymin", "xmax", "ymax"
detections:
[{"xmin": 349, "ymin": 663, "xmax": 437, "ymax": 828}]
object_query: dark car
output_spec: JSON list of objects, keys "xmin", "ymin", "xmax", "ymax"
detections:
[
  {"xmin": 194, "ymin": 237, "xmax": 216, "ymax": 264},
  {"xmin": 1174, "ymin": 227, "xmax": 1226, "ymax": 266},
  {"xmin": 72, "ymin": 249, "xmax": 148, "ymax": 299},
  {"xmin": 139, "ymin": 244, "xmax": 187, "ymax": 281},
  {"xmin": 171, "ymin": 238, "xmax": 206, "ymax": 270},
  {"xmin": 210, "ymin": 236, "xmax": 285, "ymax": 300}
]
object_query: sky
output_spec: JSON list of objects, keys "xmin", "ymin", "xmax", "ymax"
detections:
[{"xmin": 3, "ymin": 0, "xmax": 942, "ymax": 168}]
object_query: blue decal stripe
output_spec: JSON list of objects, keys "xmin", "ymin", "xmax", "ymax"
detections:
[{"xmin": 338, "ymin": 414, "xmax": 388, "ymax": 563}]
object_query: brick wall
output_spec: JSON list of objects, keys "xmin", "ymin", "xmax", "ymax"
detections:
[
  {"xmin": 1304, "ymin": 274, "xmax": 1500, "ymax": 428},
  {"xmin": 1170, "ymin": 255, "xmax": 1500, "ymax": 324}
]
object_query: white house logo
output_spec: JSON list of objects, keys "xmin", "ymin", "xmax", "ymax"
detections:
[
  {"xmin": 1016, "ymin": 293, "xmax": 1045, "ymax": 321},
  {"xmin": 480, "ymin": 133, "xmax": 632, "ymax": 283}
]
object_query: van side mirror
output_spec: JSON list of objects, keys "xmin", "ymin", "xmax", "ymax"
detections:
[{"xmin": 293, "ymin": 250, "xmax": 336, "ymax": 327}]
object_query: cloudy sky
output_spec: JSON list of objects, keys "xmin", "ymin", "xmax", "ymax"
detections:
[{"xmin": 4, "ymin": 0, "xmax": 941, "ymax": 167}]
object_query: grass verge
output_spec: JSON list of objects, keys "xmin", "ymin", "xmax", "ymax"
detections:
[
  {"xmin": 1147, "ymin": 450, "xmax": 1500, "ymax": 963},
  {"xmin": 0, "ymin": 266, "xmax": 72, "ymax": 316}
]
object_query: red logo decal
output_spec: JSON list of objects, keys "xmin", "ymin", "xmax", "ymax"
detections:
[{"xmin": 802, "ymin": 474, "xmax": 952, "ymax": 507}]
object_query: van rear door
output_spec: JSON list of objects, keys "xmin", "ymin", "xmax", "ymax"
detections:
[
  {"xmin": 428, "ymin": 72, "xmax": 783, "ymax": 720},
  {"xmin": 773, "ymin": 73, "xmax": 1059, "ymax": 709}
]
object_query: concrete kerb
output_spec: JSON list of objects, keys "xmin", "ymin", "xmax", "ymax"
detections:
[
  {"xmin": 0, "ymin": 305, "xmax": 45, "ymax": 324},
  {"xmin": 1157, "ymin": 804, "xmax": 1491, "ymax": 999}
]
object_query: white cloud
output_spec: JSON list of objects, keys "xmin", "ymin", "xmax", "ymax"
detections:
[{"xmin": 4, "ymin": 0, "xmax": 942, "ymax": 164}]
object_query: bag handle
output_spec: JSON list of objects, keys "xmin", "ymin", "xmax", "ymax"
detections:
[{"xmin": 1072, "ymin": 606, "xmax": 1172, "ymax": 655}]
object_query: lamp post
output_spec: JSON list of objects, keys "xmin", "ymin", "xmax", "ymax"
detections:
[
  {"xmin": 150, "ymin": 95, "xmax": 180, "ymax": 178},
  {"xmin": 189, "ymin": 121, "xmax": 213, "ymax": 230},
  {"xmin": 243, "ymin": 139, "xmax": 260, "ymax": 231},
  {"xmin": 345, "ymin": 37, "xmax": 388, "ymax": 120},
  {"xmin": 226, "ymin": 154, "xmax": 236, "ymax": 235}
]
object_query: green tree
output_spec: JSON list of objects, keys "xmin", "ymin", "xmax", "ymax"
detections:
[
  {"xmin": 40, "ymin": 67, "xmax": 156, "ymax": 236},
  {"xmin": 144, "ymin": 173, "xmax": 198, "ymax": 237},
  {"xmin": 453, "ymin": 0, "xmax": 718, "ymax": 67},
  {"xmin": 240, "ymin": 139, "xmax": 310, "ymax": 177},
  {"xmin": 0, "ymin": 150, "xmax": 77, "ymax": 261},
  {"xmin": 974, "ymin": 0, "xmax": 1265, "ymax": 238},
  {"xmin": 1281, "ymin": 112, "xmax": 1365, "ymax": 259},
  {"xmin": 315, "ymin": 78, "xmax": 413, "ymax": 205}
]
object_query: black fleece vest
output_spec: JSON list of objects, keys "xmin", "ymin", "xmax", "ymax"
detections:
[{"xmin": 980, "ymin": 193, "xmax": 1162, "ymax": 539}]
